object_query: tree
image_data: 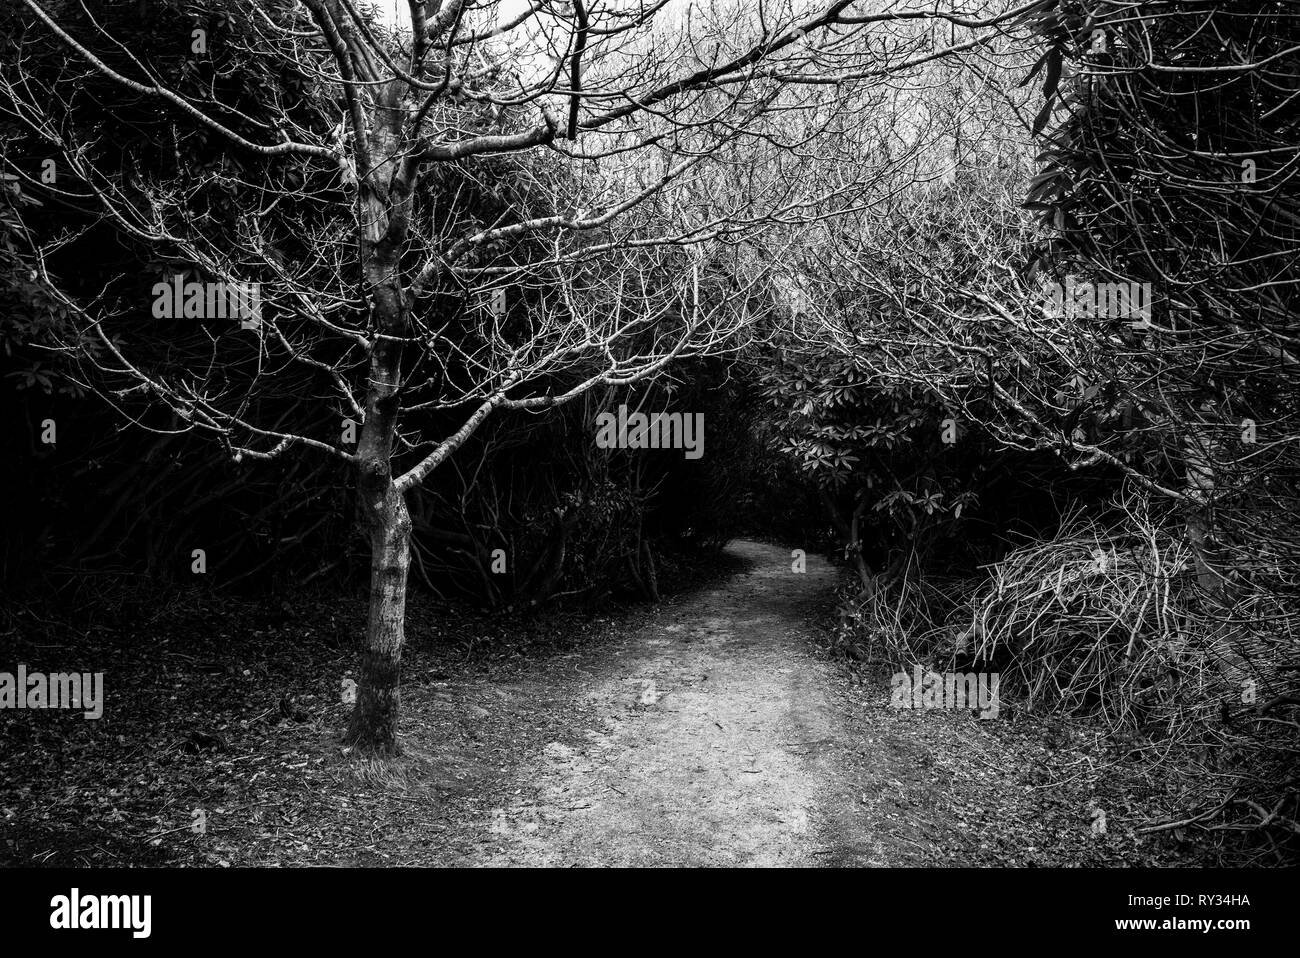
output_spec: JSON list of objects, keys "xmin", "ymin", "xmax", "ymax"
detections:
[
  {"xmin": 3, "ymin": 0, "xmax": 1026, "ymax": 755},
  {"xmin": 1014, "ymin": 0, "xmax": 1300, "ymax": 613}
]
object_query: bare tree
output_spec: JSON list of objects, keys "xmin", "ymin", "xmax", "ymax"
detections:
[{"xmin": 3, "ymin": 0, "xmax": 1027, "ymax": 755}]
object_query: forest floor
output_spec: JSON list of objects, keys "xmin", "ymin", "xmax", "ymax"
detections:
[{"xmin": 2, "ymin": 540, "xmax": 1221, "ymax": 866}]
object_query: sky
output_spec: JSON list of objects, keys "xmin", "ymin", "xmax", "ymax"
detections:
[
  {"xmin": 367, "ymin": 0, "xmax": 721, "ymax": 34},
  {"xmin": 370, "ymin": 0, "xmax": 413, "ymax": 30},
  {"xmin": 367, "ymin": 0, "xmax": 531, "ymax": 32}
]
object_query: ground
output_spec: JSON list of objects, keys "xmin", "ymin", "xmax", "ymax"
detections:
[
  {"xmin": 1, "ymin": 540, "xmax": 1214, "ymax": 866},
  {"xmin": 475, "ymin": 539, "xmax": 839, "ymax": 865}
]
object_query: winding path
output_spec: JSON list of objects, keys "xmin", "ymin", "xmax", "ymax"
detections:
[{"xmin": 477, "ymin": 539, "xmax": 870, "ymax": 866}]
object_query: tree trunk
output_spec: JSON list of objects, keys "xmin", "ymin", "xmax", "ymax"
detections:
[
  {"xmin": 820, "ymin": 486, "xmax": 875, "ymax": 598},
  {"xmin": 1181, "ymin": 420, "xmax": 1250, "ymax": 684},
  {"xmin": 1182, "ymin": 423, "xmax": 1224, "ymax": 600},
  {"xmin": 346, "ymin": 483, "xmax": 411, "ymax": 756},
  {"xmin": 640, "ymin": 539, "xmax": 660, "ymax": 603},
  {"xmin": 848, "ymin": 497, "xmax": 875, "ymax": 600},
  {"xmin": 344, "ymin": 64, "xmax": 415, "ymax": 755}
]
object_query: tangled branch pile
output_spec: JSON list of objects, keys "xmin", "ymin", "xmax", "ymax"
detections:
[{"xmin": 960, "ymin": 501, "xmax": 1300, "ymax": 859}]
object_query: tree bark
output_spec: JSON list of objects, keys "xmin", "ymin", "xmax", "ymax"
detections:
[
  {"xmin": 848, "ymin": 496, "xmax": 875, "ymax": 600},
  {"xmin": 641, "ymin": 538, "xmax": 660, "ymax": 603},
  {"xmin": 340, "ymin": 47, "xmax": 417, "ymax": 755},
  {"xmin": 1180, "ymin": 420, "xmax": 1255, "ymax": 690},
  {"xmin": 346, "ymin": 482, "xmax": 411, "ymax": 756},
  {"xmin": 820, "ymin": 486, "xmax": 875, "ymax": 598},
  {"xmin": 345, "ymin": 282, "xmax": 410, "ymax": 755},
  {"xmin": 1182, "ymin": 423, "xmax": 1225, "ymax": 601}
]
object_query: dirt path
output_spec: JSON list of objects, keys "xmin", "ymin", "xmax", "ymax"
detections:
[
  {"xmin": 470, "ymin": 540, "xmax": 855, "ymax": 865},
  {"xmin": 435, "ymin": 538, "xmax": 1190, "ymax": 868},
  {"xmin": 0, "ymin": 540, "xmax": 1204, "ymax": 867}
]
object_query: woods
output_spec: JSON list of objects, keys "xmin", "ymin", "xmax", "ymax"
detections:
[
  {"xmin": 1, "ymin": 0, "xmax": 1297, "ymax": 872},
  {"xmin": 3, "ymin": 0, "xmax": 1017, "ymax": 755}
]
